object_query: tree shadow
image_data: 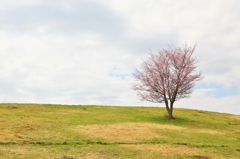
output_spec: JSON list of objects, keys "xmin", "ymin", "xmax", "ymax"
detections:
[{"xmin": 145, "ymin": 114, "xmax": 190, "ymax": 126}]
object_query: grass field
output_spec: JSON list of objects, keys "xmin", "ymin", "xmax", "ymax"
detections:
[{"xmin": 0, "ymin": 104, "xmax": 239, "ymax": 159}]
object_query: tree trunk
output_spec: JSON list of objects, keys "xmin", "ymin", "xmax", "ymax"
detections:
[
  {"xmin": 167, "ymin": 108, "xmax": 174, "ymax": 119},
  {"xmin": 163, "ymin": 95, "xmax": 175, "ymax": 119},
  {"xmin": 166, "ymin": 102, "xmax": 174, "ymax": 119}
]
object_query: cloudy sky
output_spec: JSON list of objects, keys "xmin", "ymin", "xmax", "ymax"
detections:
[{"xmin": 0, "ymin": 0, "xmax": 239, "ymax": 115}]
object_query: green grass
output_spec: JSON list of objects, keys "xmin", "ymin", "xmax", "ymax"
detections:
[{"xmin": 0, "ymin": 104, "xmax": 239, "ymax": 159}]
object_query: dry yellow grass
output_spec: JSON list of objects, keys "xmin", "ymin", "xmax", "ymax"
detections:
[
  {"xmin": 0, "ymin": 131, "xmax": 32, "ymax": 140},
  {"xmin": 73, "ymin": 122, "xmax": 225, "ymax": 143},
  {"xmin": 230, "ymin": 115, "xmax": 240, "ymax": 120},
  {"xmin": 196, "ymin": 129, "xmax": 223, "ymax": 135},
  {"xmin": 78, "ymin": 152, "xmax": 106, "ymax": 159},
  {"xmin": 123, "ymin": 144, "xmax": 229, "ymax": 159},
  {"xmin": 123, "ymin": 144, "xmax": 199, "ymax": 156},
  {"xmin": 46, "ymin": 108, "xmax": 88, "ymax": 115},
  {"xmin": 74, "ymin": 123, "xmax": 166, "ymax": 142},
  {"xmin": 0, "ymin": 145, "xmax": 56, "ymax": 159}
]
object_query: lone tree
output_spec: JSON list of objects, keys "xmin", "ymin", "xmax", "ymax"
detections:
[{"xmin": 132, "ymin": 44, "xmax": 203, "ymax": 119}]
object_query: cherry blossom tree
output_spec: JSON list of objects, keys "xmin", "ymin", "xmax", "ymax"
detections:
[{"xmin": 132, "ymin": 44, "xmax": 203, "ymax": 119}]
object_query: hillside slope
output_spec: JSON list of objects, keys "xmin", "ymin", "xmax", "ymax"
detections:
[{"xmin": 0, "ymin": 104, "xmax": 239, "ymax": 159}]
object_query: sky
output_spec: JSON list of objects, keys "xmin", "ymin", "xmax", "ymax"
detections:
[{"xmin": 0, "ymin": 0, "xmax": 240, "ymax": 115}]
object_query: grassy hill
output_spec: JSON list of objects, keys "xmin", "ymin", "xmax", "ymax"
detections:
[{"xmin": 0, "ymin": 104, "xmax": 239, "ymax": 159}]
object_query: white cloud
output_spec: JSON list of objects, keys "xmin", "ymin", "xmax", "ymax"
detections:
[{"xmin": 0, "ymin": 0, "xmax": 239, "ymax": 115}]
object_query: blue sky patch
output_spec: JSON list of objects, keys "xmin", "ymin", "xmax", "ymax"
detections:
[{"xmin": 194, "ymin": 84, "xmax": 239, "ymax": 98}]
